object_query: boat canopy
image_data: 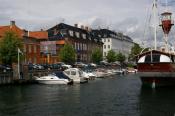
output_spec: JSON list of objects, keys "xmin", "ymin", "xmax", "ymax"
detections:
[
  {"xmin": 53, "ymin": 72, "xmax": 70, "ymax": 79},
  {"xmin": 138, "ymin": 54, "xmax": 172, "ymax": 63}
]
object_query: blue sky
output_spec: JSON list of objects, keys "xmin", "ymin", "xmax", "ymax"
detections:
[{"xmin": 0, "ymin": 0, "xmax": 175, "ymax": 47}]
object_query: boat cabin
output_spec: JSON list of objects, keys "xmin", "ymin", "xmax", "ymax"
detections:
[{"xmin": 137, "ymin": 50, "xmax": 175, "ymax": 63}]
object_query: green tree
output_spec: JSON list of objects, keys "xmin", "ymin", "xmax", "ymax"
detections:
[
  {"xmin": 116, "ymin": 52, "xmax": 126, "ymax": 64},
  {"xmin": 0, "ymin": 31, "xmax": 23, "ymax": 65},
  {"xmin": 106, "ymin": 50, "xmax": 117, "ymax": 63},
  {"xmin": 91, "ymin": 48, "xmax": 103, "ymax": 64},
  {"xmin": 59, "ymin": 44, "xmax": 76, "ymax": 64},
  {"xmin": 128, "ymin": 43, "xmax": 142, "ymax": 61}
]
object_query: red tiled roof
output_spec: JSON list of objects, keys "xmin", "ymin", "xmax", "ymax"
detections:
[
  {"xmin": 0, "ymin": 22, "xmax": 48, "ymax": 40},
  {"xmin": 29, "ymin": 31, "xmax": 48, "ymax": 40},
  {"xmin": 56, "ymin": 40, "xmax": 65, "ymax": 45},
  {"xmin": 0, "ymin": 25, "xmax": 23, "ymax": 38}
]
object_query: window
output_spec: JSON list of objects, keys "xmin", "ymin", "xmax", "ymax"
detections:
[
  {"xmin": 108, "ymin": 45, "xmax": 110, "ymax": 49},
  {"xmin": 80, "ymin": 43, "xmax": 82, "ymax": 50},
  {"xmin": 71, "ymin": 71, "xmax": 76, "ymax": 75},
  {"xmin": 82, "ymin": 34, "xmax": 86, "ymax": 39},
  {"xmin": 69, "ymin": 30, "xmax": 74, "ymax": 37},
  {"xmin": 74, "ymin": 42, "xmax": 76, "ymax": 50},
  {"xmin": 145, "ymin": 54, "xmax": 161, "ymax": 63},
  {"xmin": 75, "ymin": 32, "xmax": 80, "ymax": 38},
  {"xmin": 65, "ymin": 71, "xmax": 70, "ymax": 75},
  {"xmin": 104, "ymin": 39, "xmax": 106, "ymax": 42},
  {"xmin": 24, "ymin": 45, "xmax": 26, "ymax": 52},
  {"xmin": 33, "ymin": 56, "xmax": 37, "ymax": 64},
  {"xmin": 85, "ymin": 44, "xmax": 87, "ymax": 50},
  {"xmin": 34, "ymin": 45, "xmax": 37, "ymax": 53},
  {"xmin": 77, "ymin": 43, "xmax": 79, "ymax": 50},
  {"xmin": 29, "ymin": 45, "xmax": 32, "ymax": 53},
  {"xmin": 104, "ymin": 45, "xmax": 106, "ymax": 49},
  {"xmin": 104, "ymin": 52, "xmax": 106, "ymax": 56},
  {"xmin": 108, "ymin": 39, "xmax": 110, "ymax": 42},
  {"xmin": 77, "ymin": 43, "xmax": 80, "ymax": 50},
  {"xmin": 54, "ymin": 29, "xmax": 58, "ymax": 35}
]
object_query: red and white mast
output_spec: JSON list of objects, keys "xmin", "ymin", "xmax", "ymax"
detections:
[{"xmin": 159, "ymin": 0, "xmax": 174, "ymax": 52}]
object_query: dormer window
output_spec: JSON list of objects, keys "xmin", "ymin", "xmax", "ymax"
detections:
[
  {"xmin": 98, "ymin": 35, "xmax": 101, "ymax": 37},
  {"xmin": 54, "ymin": 29, "xmax": 59, "ymax": 35},
  {"xmin": 69, "ymin": 30, "xmax": 74, "ymax": 37},
  {"xmin": 60, "ymin": 29, "xmax": 67, "ymax": 36}
]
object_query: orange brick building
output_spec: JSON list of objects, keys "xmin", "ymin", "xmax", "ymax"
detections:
[{"xmin": 0, "ymin": 21, "xmax": 48, "ymax": 64}]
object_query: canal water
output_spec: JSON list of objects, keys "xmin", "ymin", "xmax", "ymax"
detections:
[{"xmin": 0, "ymin": 74, "xmax": 175, "ymax": 116}]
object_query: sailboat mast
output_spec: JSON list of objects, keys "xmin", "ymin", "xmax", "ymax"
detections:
[{"xmin": 153, "ymin": 0, "xmax": 157, "ymax": 50}]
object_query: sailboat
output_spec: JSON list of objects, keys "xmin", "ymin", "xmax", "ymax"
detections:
[{"xmin": 137, "ymin": 0, "xmax": 175, "ymax": 88}]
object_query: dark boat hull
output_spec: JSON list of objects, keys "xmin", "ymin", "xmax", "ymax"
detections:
[
  {"xmin": 138, "ymin": 70, "xmax": 175, "ymax": 87},
  {"xmin": 140, "ymin": 76, "xmax": 175, "ymax": 87}
]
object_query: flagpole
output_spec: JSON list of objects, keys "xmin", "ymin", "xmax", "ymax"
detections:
[{"xmin": 18, "ymin": 48, "xmax": 20, "ymax": 79}]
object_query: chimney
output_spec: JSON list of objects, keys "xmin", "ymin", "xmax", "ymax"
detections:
[
  {"xmin": 85, "ymin": 26, "xmax": 88, "ymax": 31},
  {"xmin": 81, "ymin": 25, "xmax": 84, "ymax": 29},
  {"xmin": 10, "ymin": 21, "xmax": 15, "ymax": 26},
  {"xmin": 23, "ymin": 30, "xmax": 28, "ymax": 37},
  {"xmin": 27, "ymin": 31, "xmax": 30, "ymax": 37},
  {"xmin": 10, "ymin": 21, "xmax": 15, "ymax": 28},
  {"xmin": 74, "ymin": 24, "xmax": 78, "ymax": 28}
]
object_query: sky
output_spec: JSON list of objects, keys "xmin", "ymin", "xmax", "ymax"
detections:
[{"xmin": 1, "ymin": 0, "xmax": 175, "ymax": 47}]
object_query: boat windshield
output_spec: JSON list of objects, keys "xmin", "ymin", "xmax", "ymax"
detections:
[{"xmin": 54, "ymin": 72, "xmax": 70, "ymax": 79}]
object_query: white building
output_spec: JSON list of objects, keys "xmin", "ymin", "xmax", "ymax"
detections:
[{"xmin": 92, "ymin": 29, "xmax": 135, "ymax": 61}]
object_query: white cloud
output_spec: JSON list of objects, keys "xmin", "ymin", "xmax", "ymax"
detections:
[{"xmin": 0, "ymin": 0, "xmax": 175, "ymax": 48}]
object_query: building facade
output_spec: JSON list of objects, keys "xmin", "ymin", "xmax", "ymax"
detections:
[
  {"xmin": 0, "ymin": 21, "xmax": 48, "ymax": 64},
  {"xmin": 92, "ymin": 29, "xmax": 134, "ymax": 61},
  {"xmin": 47, "ymin": 23, "xmax": 103, "ymax": 63}
]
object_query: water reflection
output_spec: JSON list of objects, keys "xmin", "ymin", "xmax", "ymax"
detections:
[
  {"xmin": 1, "ymin": 75, "xmax": 175, "ymax": 116},
  {"xmin": 139, "ymin": 86, "xmax": 175, "ymax": 116},
  {"xmin": 0, "ymin": 84, "xmax": 81, "ymax": 116}
]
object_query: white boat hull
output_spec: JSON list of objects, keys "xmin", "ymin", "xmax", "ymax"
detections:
[{"xmin": 37, "ymin": 79, "xmax": 69, "ymax": 84}]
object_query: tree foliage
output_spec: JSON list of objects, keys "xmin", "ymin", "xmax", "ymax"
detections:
[
  {"xmin": 59, "ymin": 44, "xmax": 76, "ymax": 64},
  {"xmin": 91, "ymin": 48, "xmax": 103, "ymax": 64},
  {"xmin": 0, "ymin": 31, "xmax": 23, "ymax": 65},
  {"xmin": 129, "ymin": 43, "xmax": 142, "ymax": 61},
  {"xmin": 106, "ymin": 50, "xmax": 117, "ymax": 63},
  {"xmin": 116, "ymin": 52, "xmax": 126, "ymax": 64}
]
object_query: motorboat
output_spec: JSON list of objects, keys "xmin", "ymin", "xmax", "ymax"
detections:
[
  {"xmin": 64, "ymin": 68, "xmax": 88, "ymax": 83},
  {"xmin": 34, "ymin": 71, "xmax": 73, "ymax": 84}
]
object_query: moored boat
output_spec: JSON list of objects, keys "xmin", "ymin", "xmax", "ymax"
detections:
[
  {"xmin": 137, "ymin": 50, "xmax": 175, "ymax": 87},
  {"xmin": 64, "ymin": 68, "xmax": 88, "ymax": 83},
  {"xmin": 137, "ymin": 0, "xmax": 175, "ymax": 88},
  {"xmin": 34, "ymin": 71, "xmax": 73, "ymax": 85}
]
